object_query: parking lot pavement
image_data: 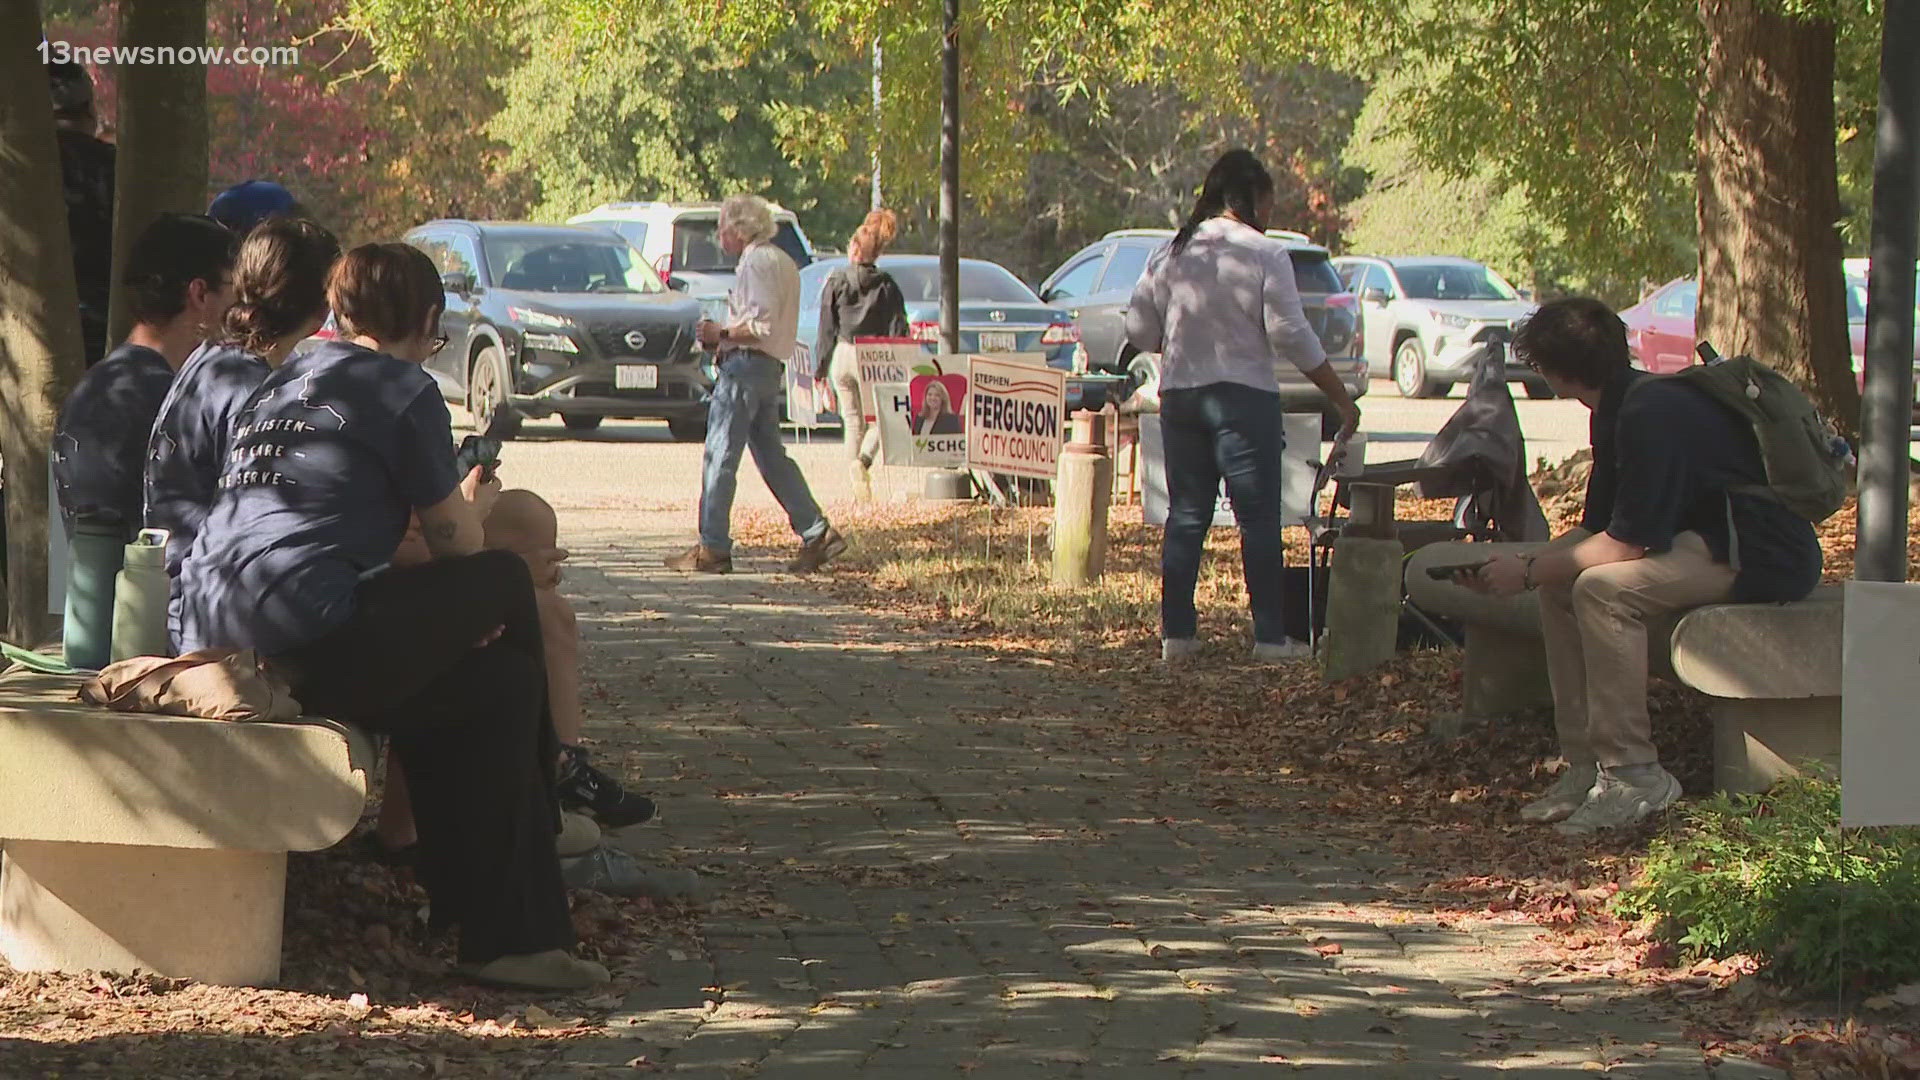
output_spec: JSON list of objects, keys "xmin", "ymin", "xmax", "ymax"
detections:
[
  {"xmin": 535, "ymin": 508, "xmax": 1751, "ymax": 1078},
  {"xmin": 485, "ymin": 380, "xmax": 1594, "ymax": 521}
]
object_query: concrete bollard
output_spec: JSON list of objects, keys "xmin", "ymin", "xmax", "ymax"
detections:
[
  {"xmin": 1052, "ymin": 411, "xmax": 1112, "ymax": 587},
  {"xmin": 1322, "ymin": 535, "xmax": 1404, "ymax": 681}
]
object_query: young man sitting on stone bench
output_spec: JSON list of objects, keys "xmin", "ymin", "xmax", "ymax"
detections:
[{"xmin": 1464, "ymin": 298, "xmax": 1821, "ymax": 835}]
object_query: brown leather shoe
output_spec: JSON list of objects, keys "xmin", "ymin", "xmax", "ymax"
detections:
[
  {"xmin": 787, "ymin": 527, "xmax": 847, "ymax": 573},
  {"xmin": 664, "ymin": 544, "xmax": 732, "ymax": 573}
]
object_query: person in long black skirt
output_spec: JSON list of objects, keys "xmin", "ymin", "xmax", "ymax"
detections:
[{"xmin": 174, "ymin": 241, "xmax": 605, "ymax": 990}]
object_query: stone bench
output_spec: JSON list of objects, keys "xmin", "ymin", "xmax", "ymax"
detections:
[
  {"xmin": 0, "ymin": 666, "xmax": 373, "ymax": 986},
  {"xmin": 1404, "ymin": 541, "xmax": 1841, "ymax": 793}
]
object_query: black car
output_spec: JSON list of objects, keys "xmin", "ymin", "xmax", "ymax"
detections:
[
  {"xmin": 404, "ymin": 221, "xmax": 707, "ymax": 441},
  {"xmin": 1037, "ymin": 228, "xmax": 1368, "ymax": 434}
]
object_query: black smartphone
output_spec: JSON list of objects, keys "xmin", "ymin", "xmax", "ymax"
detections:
[
  {"xmin": 455, "ymin": 434, "xmax": 502, "ymax": 482},
  {"xmin": 1426, "ymin": 560, "xmax": 1491, "ymax": 581}
]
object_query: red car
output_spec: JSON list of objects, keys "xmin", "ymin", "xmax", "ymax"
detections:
[{"xmin": 1621, "ymin": 276, "xmax": 1913, "ymax": 391}]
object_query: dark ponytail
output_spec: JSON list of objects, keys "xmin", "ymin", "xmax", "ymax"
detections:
[
  {"xmin": 221, "ymin": 217, "xmax": 341, "ymax": 354},
  {"xmin": 1169, "ymin": 149, "xmax": 1275, "ymax": 257}
]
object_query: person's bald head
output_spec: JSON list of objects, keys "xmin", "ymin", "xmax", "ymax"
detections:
[{"xmin": 484, "ymin": 489, "xmax": 558, "ymax": 553}]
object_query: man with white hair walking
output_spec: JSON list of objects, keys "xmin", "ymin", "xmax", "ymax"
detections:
[{"xmin": 667, "ymin": 194, "xmax": 846, "ymax": 574}]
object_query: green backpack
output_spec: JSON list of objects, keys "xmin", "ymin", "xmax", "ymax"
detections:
[{"xmin": 1653, "ymin": 344, "xmax": 1853, "ymax": 523}]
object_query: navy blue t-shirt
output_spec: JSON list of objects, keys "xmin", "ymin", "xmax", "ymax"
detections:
[
  {"xmin": 1581, "ymin": 369, "xmax": 1821, "ymax": 603},
  {"xmin": 173, "ymin": 341, "xmax": 462, "ymax": 656},
  {"xmin": 52, "ymin": 342, "xmax": 175, "ymax": 533},
  {"xmin": 145, "ymin": 342, "xmax": 272, "ymax": 575}
]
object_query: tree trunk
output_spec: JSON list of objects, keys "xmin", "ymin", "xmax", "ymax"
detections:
[
  {"xmin": 0, "ymin": 3, "xmax": 87, "ymax": 643},
  {"xmin": 1696, "ymin": 0, "xmax": 1860, "ymax": 432},
  {"xmin": 106, "ymin": 0, "xmax": 209, "ymax": 347}
]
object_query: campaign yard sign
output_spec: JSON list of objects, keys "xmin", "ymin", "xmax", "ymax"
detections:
[
  {"xmin": 966, "ymin": 355, "xmax": 1066, "ymax": 480},
  {"xmin": 871, "ymin": 353, "xmax": 970, "ymax": 469},
  {"xmin": 853, "ymin": 338, "xmax": 923, "ymax": 417},
  {"xmin": 782, "ymin": 353, "xmax": 838, "ymax": 429}
]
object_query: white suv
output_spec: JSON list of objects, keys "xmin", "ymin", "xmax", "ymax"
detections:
[
  {"xmin": 1331, "ymin": 255, "xmax": 1541, "ymax": 399},
  {"xmin": 566, "ymin": 202, "xmax": 816, "ymax": 296}
]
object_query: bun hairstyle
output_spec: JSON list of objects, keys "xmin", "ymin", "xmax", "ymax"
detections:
[
  {"xmin": 327, "ymin": 242, "xmax": 444, "ymax": 345},
  {"xmin": 222, "ymin": 218, "xmax": 341, "ymax": 354},
  {"xmin": 849, "ymin": 208, "xmax": 899, "ymax": 263}
]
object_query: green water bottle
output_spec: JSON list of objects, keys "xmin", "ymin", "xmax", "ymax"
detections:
[
  {"xmin": 62, "ymin": 515, "xmax": 126, "ymax": 672},
  {"xmin": 111, "ymin": 528, "xmax": 173, "ymax": 662}
]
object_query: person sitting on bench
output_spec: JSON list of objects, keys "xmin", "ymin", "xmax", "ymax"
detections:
[
  {"xmin": 173, "ymin": 242, "xmax": 606, "ymax": 991},
  {"xmin": 1465, "ymin": 298, "xmax": 1820, "ymax": 835},
  {"xmin": 54, "ymin": 213, "xmax": 236, "ymax": 540},
  {"xmin": 373, "ymin": 489, "xmax": 660, "ymax": 859}
]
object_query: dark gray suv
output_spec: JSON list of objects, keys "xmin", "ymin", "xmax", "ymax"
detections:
[
  {"xmin": 1037, "ymin": 228, "xmax": 1368, "ymax": 434},
  {"xmin": 405, "ymin": 221, "xmax": 707, "ymax": 441}
]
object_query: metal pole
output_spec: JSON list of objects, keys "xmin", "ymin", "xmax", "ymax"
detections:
[
  {"xmin": 1858, "ymin": 0, "xmax": 1920, "ymax": 583},
  {"xmin": 871, "ymin": 38, "xmax": 883, "ymax": 212},
  {"xmin": 939, "ymin": 0, "xmax": 961, "ymax": 354}
]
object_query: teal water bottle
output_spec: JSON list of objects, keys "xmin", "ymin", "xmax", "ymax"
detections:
[
  {"xmin": 62, "ymin": 515, "xmax": 126, "ymax": 671},
  {"xmin": 111, "ymin": 528, "xmax": 173, "ymax": 662}
]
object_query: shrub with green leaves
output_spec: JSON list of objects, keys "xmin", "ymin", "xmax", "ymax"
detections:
[{"xmin": 1616, "ymin": 775, "xmax": 1920, "ymax": 995}]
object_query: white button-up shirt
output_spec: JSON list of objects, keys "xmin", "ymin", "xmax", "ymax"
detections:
[
  {"xmin": 1124, "ymin": 216, "xmax": 1327, "ymax": 394},
  {"xmin": 725, "ymin": 240, "xmax": 801, "ymax": 363}
]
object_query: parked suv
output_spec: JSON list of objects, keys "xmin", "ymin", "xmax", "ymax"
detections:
[
  {"xmin": 1331, "ymin": 255, "xmax": 1540, "ymax": 399},
  {"xmin": 1037, "ymin": 228, "xmax": 1367, "ymax": 435},
  {"xmin": 404, "ymin": 221, "xmax": 707, "ymax": 440},
  {"xmin": 566, "ymin": 201, "xmax": 815, "ymax": 296}
]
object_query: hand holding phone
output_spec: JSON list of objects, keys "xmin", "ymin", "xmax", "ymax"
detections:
[{"xmin": 455, "ymin": 434, "xmax": 503, "ymax": 483}]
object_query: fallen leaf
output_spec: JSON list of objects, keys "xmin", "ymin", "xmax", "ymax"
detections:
[{"xmin": 1313, "ymin": 942, "xmax": 1344, "ymax": 956}]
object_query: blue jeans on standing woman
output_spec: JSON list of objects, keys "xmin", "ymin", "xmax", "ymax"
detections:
[
  {"xmin": 699, "ymin": 351, "xmax": 830, "ymax": 556},
  {"xmin": 1160, "ymin": 381, "xmax": 1288, "ymax": 645}
]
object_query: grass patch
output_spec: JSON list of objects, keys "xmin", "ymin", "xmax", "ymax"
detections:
[{"xmin": 1618, "ymin": 774, "xmax": 1920, "ymax": 996}]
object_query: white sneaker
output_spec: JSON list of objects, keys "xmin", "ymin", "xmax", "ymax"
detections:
[
  {"xmin": 1519, "ymin": 762, "xmax": 1599, "ymax": 824},
  {"xmin": 1554, "ymin": 765, "xmax": 1681, "ymax": 836},
  {"xmin": 849, "ymin": 460, "xmax": 873, "ymax": 503},
  {"xmin": 1251, "ymin": 639, "xmax": 1312, "ymax": 662},
  {"xmin": 1162, "ymin": 638, "xmax": 1202, "ymax": 664}
]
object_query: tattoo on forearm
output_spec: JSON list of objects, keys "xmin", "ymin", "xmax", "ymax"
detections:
[{"xmin": 425, "ymin": 520, "xmax": 460, "ymax": 546}]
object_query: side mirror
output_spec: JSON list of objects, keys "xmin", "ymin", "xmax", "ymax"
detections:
[
  {"xmin": 1038, "ymin": 287, "xmax": 1058, "ymax": 303},
  {"xmin": 1362, "ymin": 286, "xmax": 1389, "ymax": 305},
  {"xmin": 441, "ymin": 271, "xmax": 474, "ymax": 295}
]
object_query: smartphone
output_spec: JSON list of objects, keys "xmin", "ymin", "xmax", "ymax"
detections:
[
  {"xmin": 455, "ymin": 434, "xmax": 502, "ymax": 482},
  {"xmin": 1426, "ymin": 560, "xmax": 1491, "ymax": 581}
]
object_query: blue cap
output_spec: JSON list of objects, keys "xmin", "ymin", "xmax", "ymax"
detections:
[{"xmin": 207, "ymin": 180, "xmax": 297, "ymax": 234}]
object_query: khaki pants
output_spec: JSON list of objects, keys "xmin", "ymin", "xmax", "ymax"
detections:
[
  {"xmin": 1539, "ymin": 530, "xmax": 1735, "ymax": 767},
  {"xmin": 828, "ymin": 342, "xmax": 880, "ymax": 467}
]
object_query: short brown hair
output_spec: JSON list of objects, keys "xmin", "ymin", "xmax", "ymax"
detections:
[
  {"xmin": 327, "ymin": 242, "xmax": 442, "ymax": 344},
  {"xmin": 223, "ymin": 218, "xmax": 340, "ymax": 353},
  {"xmin": 1511, "ymin": 297, "xmax": 1630, "ymax": 390}
]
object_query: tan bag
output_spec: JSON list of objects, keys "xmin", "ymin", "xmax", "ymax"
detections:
[{"xmin": 78, "ymin": 648, "xmax": 300, "ymax": 722}]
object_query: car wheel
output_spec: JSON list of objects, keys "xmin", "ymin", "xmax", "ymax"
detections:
[
  {"xmin": 1393, "ymin": 338, "xmax": 1435, "ymax": 399},
  {"xmin": 469, "ymin": 345, "xmax": 522, "ymax": 440},
  {"xmin": 667, "ymin": 417, "xmax": 708, "ymax": 443},
  {"xmin": 561, "ymin": 413, "xmax": 604, "ymax": 432},
  {"xmin": 1524, "ymin": 381, "xmax": 1557, "ymax": 400},
  {"xmin": 1120, "ymin": 353, "xmax": 1161, "ymax": 414}
]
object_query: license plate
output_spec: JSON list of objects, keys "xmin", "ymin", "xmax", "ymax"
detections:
[
  {"xmin": 979, "ymin": 331, "xmax": 1017, "ymax": 352},
  {"xmin": 615, "ymin": 364, "xmax": 659, "ymax": 390}
]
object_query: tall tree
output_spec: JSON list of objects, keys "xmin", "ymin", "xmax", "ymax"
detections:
[
  {"xmin": 1696, "ymin": 0, "xmax": 1859, "ymax": 427},
  {"xmin": 106, "ymin": 0, "xmax": 209, "ymax": 345},
  {"xmin": 0, "ymin": 1, "xmax": 87, "ymax": 642}
]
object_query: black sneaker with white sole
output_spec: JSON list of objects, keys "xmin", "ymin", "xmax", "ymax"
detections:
[{"xmin": 557, "ymin": 745, "xmax": 658, "ymax": 828}]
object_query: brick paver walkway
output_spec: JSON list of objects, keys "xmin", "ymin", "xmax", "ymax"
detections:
[{"xmin": 547, "ymin": 514, "xmax": 1777, "ymax": 1079}]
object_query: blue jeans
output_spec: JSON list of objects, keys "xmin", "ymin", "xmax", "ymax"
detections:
[
  {"xmin": 1160, "ymin": 382, "xmax": 1287, "ymax": 645},
  {"xmin": 699, "ymin": 352, "xmax": 829, "ymax": 555}
]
